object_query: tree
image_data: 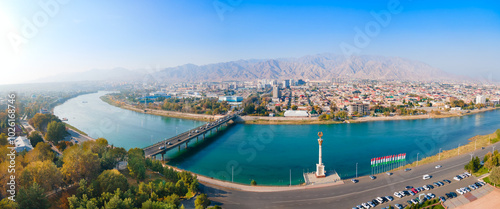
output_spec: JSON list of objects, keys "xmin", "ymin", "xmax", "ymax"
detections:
[
  {"xmin": 18, "ymin": 183, "xmax": 50, "ymax": 209},
  {"xmin": 175, "ymin": 180, "xmax": 188, "ymax": 196},
  {"xmin": 336, "ymin": 111, "xmax": 348, "ymax": 120},
  {"xmin": 45, "ymin": 121, "xmax": 68, "ymax": 143},
  {"xmin": 194, "ymin": 193, "xmax": 210, "ymax": 209},
  {"xmin": 23, "ymin": 142, "xmax": 55, "ymax": 164},
  {"xmin": 497, "ymin": 129, "xmax": 500, "ymax": 140},
  {"xmin": 0, "ymin": 133, "xmax": 8, "ymax": 146},
  {"xmin": 251, "ymin": 179, "xmax": 257, "ymax": 186},
  {"xmin": 0, "ymin": 198, "xmax": 18, "ymax": 209},
  {"xmin": 61, "ymin": 146, "xmax": 100, "ymax": 183},
  {"xmin": 127, "ymin": 148, "xmax": 146, "ymax": 180},
  {"xmin": 243, "ymin": 103, "xmax": 255, "ymax": 115},
  {"xmin": 318, "ymin": 114, "xmax": 330, "ymax": 121},
  {"xmin": 464, "ymin": 157, "xmax": 481, "ymax": 172},
  {"xmin": 97, "ymin": 169, "xmax": 129, "ymax": 194},
  {"xmin": 20, "ymin": 160, "xmax": 63, "ymax": 192},
  {"xmin": 490, "ymin": 166, "xmax": 500, "ymax": 185},
  {"xmin": 291, "ymin": 105, "xmax": 298, "ymax": 110},
  {"xmin": 28, "ymin": 131, "xmax": 44, "ymax": 147}
]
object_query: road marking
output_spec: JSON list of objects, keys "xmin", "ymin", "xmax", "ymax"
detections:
[{"xmin": 272, "ymin": 160, "xmax": 469, "ymax": 204}]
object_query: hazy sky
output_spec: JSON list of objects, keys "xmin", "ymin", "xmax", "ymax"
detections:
[{"xmin": 1, "ymin": 0, "xmax": 500, "ymax": 85}]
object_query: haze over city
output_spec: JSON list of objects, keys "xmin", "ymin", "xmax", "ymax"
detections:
[{"xmin": 1, "ymin": 0, "xmax": 500, "ymax": 85}]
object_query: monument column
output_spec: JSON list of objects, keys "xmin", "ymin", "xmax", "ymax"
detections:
[{"xmin": 316, "ymin": 132, "xmax": 326, "ymax": 178}]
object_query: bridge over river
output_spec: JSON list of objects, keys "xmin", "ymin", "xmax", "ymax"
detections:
[{"xmin": 143, "ymin": 111, "xmax": 241, "ymax": 159}]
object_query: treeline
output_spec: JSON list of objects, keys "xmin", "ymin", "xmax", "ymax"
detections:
[
  {"xmin": 0, "ymin": 136, "xmax": 211, "ymax": 209},
  {"xmin": 29, "ymin": 113, "xmax": 69, "ymax": 144},
  {"xmin": 160, "ymin": 98, "xmax": 231, "ymax": 115}
]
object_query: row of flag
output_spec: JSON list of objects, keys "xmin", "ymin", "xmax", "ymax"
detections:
[{"xmin": 370, "ymin": 153, "xmax": 406, "ymax": 167}]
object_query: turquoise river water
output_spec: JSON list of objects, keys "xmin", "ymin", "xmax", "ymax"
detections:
[{"xmin": 54, "ymin": 91, "xmax": 500, "ymax": 185}]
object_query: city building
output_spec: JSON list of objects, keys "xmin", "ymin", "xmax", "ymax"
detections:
[
  {"xmin": 218, "ymin": 96, "xmax": 243, "ymax": 102},
  {"xmin": 273, "ymin": 86, "xmax": 281, "ymax": 98},
  {"xmin": 348, "ymin": 103, "xmax": 370, "ymax": 116},
  {"xmin": 476, "ymin": 95, "xmax": 486, "ymax": 104},
  {"xmin": 282, "ymin": 80, "xmax": 290, "ymax": 88},
  {"xmin": 284, "ymin": 110, "xmax": 309, "ymax": 117},
  {"xmin": 9, "ymin": 136, "xmax": 33, "ymax": 152}
]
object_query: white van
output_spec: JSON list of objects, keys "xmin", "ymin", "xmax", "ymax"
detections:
[{"xmin": 423, "ymin": 174, "xmax": 431, "ymax": 180}]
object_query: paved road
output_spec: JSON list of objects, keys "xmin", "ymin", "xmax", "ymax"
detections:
[{"xmin": 201, "ymin": 142, "xmax": 498, "ymax": 209}]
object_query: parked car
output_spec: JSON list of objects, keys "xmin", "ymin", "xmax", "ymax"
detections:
[
  {"xmin": 369, "ymin": 175, "xmax": 376, "ymax": 180},
  {"xmin": 423, "ymin": 174, "xmax": 431, "ymax": 180},
  {"xmin": 439, "ymin": 196, "xmax": 446, "ymax": 202},
  {"xmin": 435, "ymin": 165, "xmax": 442, "ymax": 168},
  {"xmin": 443, "ymin": 179, "xmax": 451, "ymax": 184},
  {"xmin": 351, "ymin": 179, "xmax": 359, "ymax": 183},
  {"xmin": 405, "ymin": 168, "xmax": 411, "ymax": 172}
]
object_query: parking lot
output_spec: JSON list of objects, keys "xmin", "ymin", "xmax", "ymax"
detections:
[{"xmin": 352, "ymin": 171, "xmax": 483, "ymax": 208}]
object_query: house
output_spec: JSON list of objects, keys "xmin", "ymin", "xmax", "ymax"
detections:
[
  {"xmin": 9, "ymin": 136, "xmax": 34, "ymax": 152},
  {"xmin": 284, "ymin": 110, "xmax": 309, "ymax": 117}
]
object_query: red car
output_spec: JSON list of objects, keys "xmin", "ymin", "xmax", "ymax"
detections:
[{"xmin": 411, "ymin": 188, "xmax": 418, "ymax": 194}]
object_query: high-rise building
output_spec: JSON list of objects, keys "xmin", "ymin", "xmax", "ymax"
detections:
[
  {"xmin": 348, "ymin": 103, "xmax": 370, "ymax": 116},
  {"xmin": 282, "ymin": 80, "xmax": 290, "ymax": 88},
  {"xmin": 273, "ymin": 86, "xmax": 281, "ymax": 98},
  {"xmin": 476, "ymin": 95, "xmax": 486, "ymax": 104}
]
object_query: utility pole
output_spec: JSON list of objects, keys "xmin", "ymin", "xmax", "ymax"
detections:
[
  {"xmin": 475, "ymin": 139, "xmax": 477, "ymax": 150},
  {"xmin": 232, "ymin": 166, "xmax": 234, "ymax": 182},
  {"xmin": 439, "ymin": 148, "xmax": 442, "ymax": 161},
  {"xmin": 470, "ymin": 153, "xmax": 474, "ymax": 160},
  {"xmin": 417, "ymin": 153, "xmax": 419, "ymax": 166},
  {"xmin": 458, "ymin": 144, "xmax": 461, "ymax": 155},
  {"xmin": 290, "ymin": 169, "xmax": 292, "ymax": 187}
]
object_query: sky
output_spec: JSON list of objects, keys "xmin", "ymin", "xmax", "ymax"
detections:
[{"xmin": 1, "ymin": 0, "xmax": 500, "ymax": 85}]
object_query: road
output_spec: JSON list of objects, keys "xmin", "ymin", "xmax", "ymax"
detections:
[
  {"xmin": 143, "ymin": 111, "xmax": 241, "ymax": 157},
  {"xmin": 201, "ymin": 142, "xmax": 498, "ymax": 209}
]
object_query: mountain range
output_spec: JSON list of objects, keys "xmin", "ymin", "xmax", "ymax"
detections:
[{"xmin": 35, "ymin": 54, "xmax": 460, "ymax": 83}]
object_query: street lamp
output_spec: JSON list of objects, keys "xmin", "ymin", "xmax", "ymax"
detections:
[
  {"xmin": 356, "ymin": 163, "xmax": 358, "ymax": 178},
  {"xmin": 458, "ymin": 144, "xmax": 461, "ymax": 155},
  {"xmin": 493, "ymin": 146, "xmax": 496, "ymax": 153},
  {"xmin": 439, "ymin": 148, "xmax": 442, "ymax": 161},
  {"xmin": 417, "ymin": 153, "xmax": 419, "ymax": 166}
]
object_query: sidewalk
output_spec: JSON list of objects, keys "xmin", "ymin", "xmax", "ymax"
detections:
[
  {"xmin": 162, "ymin": 165, "xmax": 344, "ymax": 192},
  {"xmin": 444, "ymin": 185, "xmax": 497, "ymax": 209}
]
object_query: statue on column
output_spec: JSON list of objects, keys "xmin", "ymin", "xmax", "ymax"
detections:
[{"xmin": 316, "ymin": 132, "xmax": 326, "ymax": 178}]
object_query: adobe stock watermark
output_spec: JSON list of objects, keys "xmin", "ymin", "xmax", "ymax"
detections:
[
  {"xmin": 339, "ymin": 0, "xmax": 404, "ymax": 57},
  {"xmin": 213, "ymin": 0, "xmax": 243, "ymax": 21},
  {"xmin": 7, "ymin": 0, "xmax": 70, "ymax": 53}
]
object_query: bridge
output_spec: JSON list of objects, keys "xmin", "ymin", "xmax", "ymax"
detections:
[{"xmin": 143, "ymin": 111, "xmax": 241, "ymax": 160}]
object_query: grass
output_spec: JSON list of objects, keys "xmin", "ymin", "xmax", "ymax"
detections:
[
  {"xmin": 64, "ymin": 122, "xmax": 88, "ymax": 136},
  {"xmin": 120, "ymin": 168, "xmax": 168, "ymax": 187},
  {"xmin": 397, "ymin": 132, "xmax": 500, "ymax": 171},
  {"xmin": 473, "ymin": 166, "xmax": 490, "ymax": 177},
  {"xmin": 483, "ymin": 177, "xmax": 500, "ymax": 188}
]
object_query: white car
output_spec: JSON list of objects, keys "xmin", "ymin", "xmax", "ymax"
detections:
[
  {"xmin": 427, "ymin": 193, "xmax": 435, "ymax": 198},
  {"xmin": 435, "ymin": 165, "xmax": 442, "ymax": 168},
  {"xmin": 394, "ymin": 192, "xmax": 402, "ymax": 198},
  {"xmin": 456, "ymin": 188, "xmax": 464, "ymax": 195},
  {"xmin": 423, "ymin": 174, "xmax": 431, "ymax": 180},
  {"xmin": 453, "ymin": 176, "xmax": 461, "ymax": 181}
]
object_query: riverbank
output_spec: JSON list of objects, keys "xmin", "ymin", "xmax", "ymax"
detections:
[
  {"xmin": 100, "ymin": 95, "xmax": 220, "ymax": 122},
  {"xmin": 400, "ymin": 131, "xmax": 500, "ymax": 171},
  {"xmin": 102, "ymin": 93, "xmax": 499, "ymax": 125}
]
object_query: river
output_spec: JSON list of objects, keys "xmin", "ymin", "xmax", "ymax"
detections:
[{"xmin": 54, "ymin": 91, "xmax": 500, "ymax": 185}]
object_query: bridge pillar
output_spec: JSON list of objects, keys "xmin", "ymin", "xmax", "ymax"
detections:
[
  {"xmin": 185, "ymin": 141, "xmax": 188, "ymax": 149},
  {"xmin": 161, "ymin": 154, "xmax": 164, "ymax": 161},
  {"xmin": 203, "ymin": 133, "xmax": 205, "ymax": 140},
  {"xmin": 178, "ymin": 146, "xmax": 180, "ymax": 151}
]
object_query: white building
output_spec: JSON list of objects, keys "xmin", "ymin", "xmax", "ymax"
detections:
[
  {"xmin": 9, "ymin": 136, "xmax": 33, "ymax": 152},
  {"xmin": 284, "ymin": 110, "xmax": 309, "ymax": 117},
  {"xmin": 476, "ymin": 95, "xmax": 486, "ymax": 104}
]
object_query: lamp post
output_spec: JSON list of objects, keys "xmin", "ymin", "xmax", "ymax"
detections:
[
  {"xmin": 470, "ymin": 153, "xmax": 474, "ymax": 160},
  {"xmin": 458, "ymin": 144, "xmax": 461, "ymax": 155},
  {"xmin": 416, "ymin": 153, "xmax": 419, "ymax": 166},
  {"xmin": 356, "ymin": 163, "xmax": 358, "ymax": 178},
  {"xmin": 232, "ymin": 166, "xmax": 234, "ymax": 182},
  {"xmin": 439, "ymin": 148, "xmax": 442, "ymax": 161}
]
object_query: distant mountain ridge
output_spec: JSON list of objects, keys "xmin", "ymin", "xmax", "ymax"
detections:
[
  {"xmin": 34, "ymin": 54, "xmax": 459, "ymax": 83},
  {"xmin": 154, "ymin": 54, "xmax": 454, "ymax": 82}
]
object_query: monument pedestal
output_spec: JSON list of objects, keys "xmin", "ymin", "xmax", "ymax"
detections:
[{"xmin": 316, "ymin": 163, "xmax": 326, "ymax": 178}]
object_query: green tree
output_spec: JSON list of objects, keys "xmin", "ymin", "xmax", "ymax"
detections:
[
  {"xmin": 194, "ymin": 193, "xmax": 210, "ymax": 209},
  {"xmin": 0, "ymin": 133, "xmax": 8, "ymax": 146},
  {"xmin": 490, "ymin": 166, "xmax": 500, "ymax": 185},
  {"xmin": 291, "ymin": 105, "xmax": 298, "ymax": 110},
  {"xmin": 18, "ymin": 182, "xmax": 50, "ymax": 209},
  {"xmin": 243, "ymin": 103, "xmax": 256, "ymax": 115},
  {"xmin": 28, "ymin": 131, "xmax": 44, "ymax": 147},
  {"xmin": 97, "ymin": 169, "xmax": 129, "ymax": 194},
  {"xmin": 24, "ymin": 142, "xmax": 55, "ymax": 163},
  {"xmin": 45, "ymin": 121, "xmax": 68, "ymax": 143},
  {"xmin": 251, "ymin": 179, "xmax": 257, "ymax": 186},
  {"xmin": 0, "ymin": 198, "xmax": 18, "ymax": 209},
  {"xmin": 127, "ymin": 148, "xmax": 146, "ymax": 180}
]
